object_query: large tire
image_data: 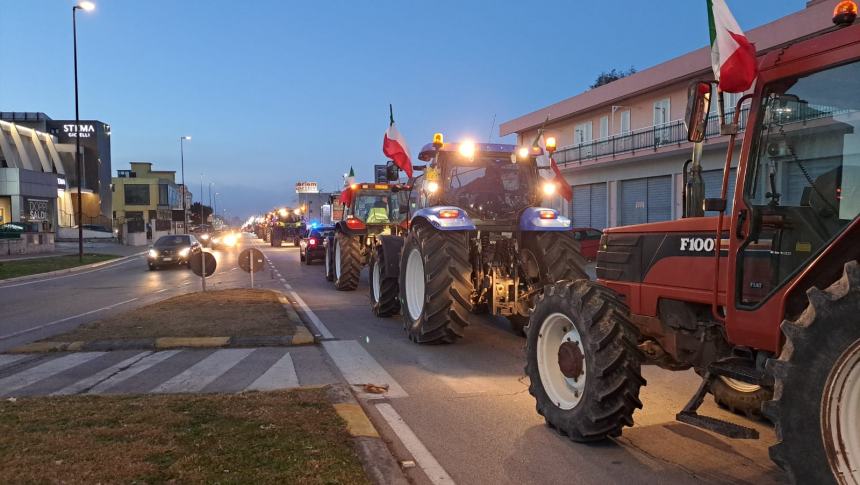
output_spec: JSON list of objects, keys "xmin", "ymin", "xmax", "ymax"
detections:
[
  {"xmin": 526, "ymin": 280, "xmax": 645, "ymax": 442},
  {"xmin": 709, "ymin": 377, "xmax": 771, "ymax": 419},
  {"xmin": 324, "ymin": 239, "xmax": 335, "ymax": 282},
  {"xmin": 334, "ymin": 231, "xmax": 361, "ymax": 291},
  {"xmin": 511, "ymin": 232, "xmax": 589, "ymax": 335},
  {"xmin": 399, "ymin": 222, "xmax": 473, "ymax": 344},
  {"xmin": 764, "ymin": 261, "xmax": 860, "ymax": 485},
  {"xmin": 369, "ymin": 245, "xmax": 400, "ymax": 317}
]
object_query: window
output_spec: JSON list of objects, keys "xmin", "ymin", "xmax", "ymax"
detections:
[
  {"xmin": 352, "ymin": 192, "xmax": 402, "ymax": 223},
  {"xmin": 158, "ymin": 184, "xmax": 169, "ymax": 205},
  {"xmin": 653, "ymin": 98, "xmax": 671, "ymax": 125},
  {"xmin": 620, "ymin": 110, "xmax": 631, "ymax": 134},
  {"xmin": 599, "ymin": 116, "xmax": 609, "ymax": 140},
  {"xmin": 123, "ymin": 184, "xmax": 150, "ymax": 205},
  {"xmin": 574, "ymin": 122, "xmax": 593, "ymax": 145}
]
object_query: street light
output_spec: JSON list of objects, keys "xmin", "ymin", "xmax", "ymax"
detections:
[
  {"xmin": 72, "ymin": 1, "xmax": 95, "ymax": 262},
  {"xmin": 180, "ymin": 135, "xmax": 191, "ymax": 233}
]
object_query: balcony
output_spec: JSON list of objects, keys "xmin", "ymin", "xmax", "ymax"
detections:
[{"xmin": 554, "ymin": 107, "xmax": 751, "ymax": 166}]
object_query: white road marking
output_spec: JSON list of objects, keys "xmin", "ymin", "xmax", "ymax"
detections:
[
  {"xmin": 51, "ymin": 351, "xmax": 152, "ymax": 396},
  {"xmin": 322, "ymin": 340, "xmax": 407, "ymax": 399},
  {"xmin": 279, "ymin": 278, "xmax": 286, "ymax": 283},
  {"xmin": 284, "ymin": 283, "xmax": 292, "ymax": 290},
  {"xmin": 155, "ymin": 288, "xmax": 169, "ymax": 293},
  {"xmin": 0, "ymin": 354, "xmax": 28, "ymax": 370},
  {"xmin": 289, "ymin": 290, "xmax": 334, "ymax": 339},
  {"xmin": 0, "ymin": 297, "xmax": 139, "ymax": 341},
  {"xmin": 0, "ymin": 257, "xmax": 140, "ymax": 289},
  {"xmin": 245, "ymin": 352, "xmax": 298, "ymax": 391},
  {"xmin": 376, "ymin": 403, "xmax": 455, "ymax": 485},
  {"xmin": 87, "ymin": 350, "xmax": 181, "ymax": 393},
  {"xmin": 150, "ymin": 348, "xmax": 254, "ymax": 393},
  {"xmin": 0, "ymin": 352, "xmax": 106, "ymax": 395}
]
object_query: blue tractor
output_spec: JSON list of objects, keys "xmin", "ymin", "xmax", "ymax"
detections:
[{"xmin": 372, "ymin": 134, "xmax": 588, "ymax": 343}]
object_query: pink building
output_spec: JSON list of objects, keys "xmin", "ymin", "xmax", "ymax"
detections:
[{"xmin": 500, "ymin": 0, "xmax": 836, "ymax": 229}]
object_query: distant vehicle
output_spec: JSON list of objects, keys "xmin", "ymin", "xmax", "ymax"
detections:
[
  {"xmin": 147, "ymin": 235, "xmax": 201, "ymax": 270},
  {"xmin": 192, "ymin": 225, "xmax": 214, "ymax": 247},
  {"xmin": 210, "ymin": 230, "xmax": 239, "ymax": 250},
  {"xmin": 300, "ymin": 225, "xmax": 334, "ymax": 264},
  {"xmin": 571, "ymin": 227, "xmax": 602, "ymax": 261}
]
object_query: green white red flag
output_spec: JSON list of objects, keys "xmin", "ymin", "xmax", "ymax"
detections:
[
  {"xmin": 341, "ymin": 166, "xmax": 355, "ymax": 206},
  {"xmin": 383, "ymin": 105, "xmax": 413, "ymax": 178},
  {"xmin": 707, "ymin": 0, "xmax": 757, "ymax": 93}
]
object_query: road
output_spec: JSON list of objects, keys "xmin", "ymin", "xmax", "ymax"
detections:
[{"xmin": 261, "ymin": 242, "xmax": 785, "ymax": 485}]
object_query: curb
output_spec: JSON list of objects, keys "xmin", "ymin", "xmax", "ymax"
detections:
[
  {"xmin": 0, "ymin": 251, "xmax": 146, "ymax": 285},
  {"xmin": 327, "ymin": 385, "xmax": 410, "ymax": 485},
  {"xmin": 7, "ymin": 332, "xmax": 315, "ymax": 354}
]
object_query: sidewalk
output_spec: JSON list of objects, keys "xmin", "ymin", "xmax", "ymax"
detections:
[{"xmin": 0, "ymin": 240, "xmax": 143, "ymax": 262}]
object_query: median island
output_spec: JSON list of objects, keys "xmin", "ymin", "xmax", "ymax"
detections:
[{"xmin": 0, "ymin": 254, "xmax": 116, "ymax": 280}]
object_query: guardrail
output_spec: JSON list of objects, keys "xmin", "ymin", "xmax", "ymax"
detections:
[{"xmin": 554, "ymin": 107, "xmax": 751, "ymax": 166}]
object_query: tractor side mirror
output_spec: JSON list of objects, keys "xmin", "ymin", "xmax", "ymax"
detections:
[{"xmin": 686, "ymin": 81, "xmax": 712, "ymax": 143}]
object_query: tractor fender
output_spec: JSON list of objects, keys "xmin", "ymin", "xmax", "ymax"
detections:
[
  {"xmin": 411, "ymin": 206, "xmax": 476, "ymax": 231},
  {"xmin": 377, "ymin": 235, "xmax": 405, "ymax": 279},
  {"xmin": 334, "ymin": 220, "xmax": 367, "ymax": 237},
  {"xmin": 519, "ymin": 207, "xmax": 572, "ymax": 232}
]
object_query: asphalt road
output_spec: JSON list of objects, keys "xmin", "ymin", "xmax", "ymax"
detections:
[
  {"xmin": 263, "ymin": 243, "xmax": 786, "ymax": 485},
  {"xmin": 0, "ymin": 241, "xmax": 259, "ymax": 353}
]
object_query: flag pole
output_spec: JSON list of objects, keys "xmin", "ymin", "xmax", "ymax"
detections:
[{"xmin": 389, "ymin": 104, "xmax": 394, "ymax": 126}]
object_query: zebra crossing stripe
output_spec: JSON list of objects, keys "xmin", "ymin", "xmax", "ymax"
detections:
[
  {"xmin": 245, "ymin": 352, "xmax": 298, "ymax": 391},
  {"xmin": 150, "ymin": 349, "xmax": 255, "ymax": 394},
  {"xmin": 0, "ymin": 352, "xmax": 106, "ymax": 396},
  {"xmin": 51, "ymin": 351, "xmax": 152, "ymax": 396},
  {"xmin": 86, "ymin": 350, "xmax": 181, "ymax": 394}
]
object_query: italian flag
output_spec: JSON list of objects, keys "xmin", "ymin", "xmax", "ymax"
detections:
[
  {"xmin": 341, "ymin": 167, "xmax": 355, "ymax": 206},
  {"xmin": 382, "ymin": 105, "xmax": 413, "ymax": 178},
  {"xmin": 707, "ymin": 0, "xmax": 757, "ymax": 93}
]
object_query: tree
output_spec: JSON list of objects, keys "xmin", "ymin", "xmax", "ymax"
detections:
[
  {"xmin": 190, "ymin": 202, "xmax": 213, "ymax": 225},
  {"xmin": 590, "ymin": 66, "xmax": 637, "ymax": 89}
]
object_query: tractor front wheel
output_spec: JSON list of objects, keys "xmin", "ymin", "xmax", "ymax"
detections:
[
  {"xmin": 764, "ymin": 261, "xmax": 860, "ymax": 485},
  {"xmin": 526, "ymin": 280, "xmax": 645, "ymax": 441},
  {"xmin": 709, "ymin": 376, "xmax": 771, "ymax": 419}
]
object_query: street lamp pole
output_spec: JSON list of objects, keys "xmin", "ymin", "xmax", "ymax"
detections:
[
  {"xmin": 180, "ymin": 136, "xmax": 191, "ymax": 233},
  {"xmin": 72, "ymin": 1, "xmax": 94, "ymax": 261},
  {"xmin": 199, "ymin": 173, "xmax": 204, "ymax": 226}
]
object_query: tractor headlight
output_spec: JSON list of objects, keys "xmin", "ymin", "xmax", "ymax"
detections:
[
  {"xmin": 426, "ymin": 181, "xmax": 439, "ymax": 194},
  {"xmin": 178, "ymin": 247, "xmax": 191, "ymax": 258},
  {"xmin": 542, "ymin": 181, "xmax": 557, "ymax": 196},
  {"xmin": 200, "ymin": 233, "xmax": 210, "ymax": 240},
  {"xmin": 148, "ymin": 249, "xmax": 158, "ymax": 259}
]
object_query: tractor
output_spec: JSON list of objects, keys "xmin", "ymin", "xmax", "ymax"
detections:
[
  {"xmin": 524, "ymin": 7, "xmax": 860, "ymax": 484},
  {"xmin": 380, "ymin": 136, "xmax": 587, "ymax": 343},
  {"xmin": 323, "ymin": 182, "xmax": 409, "ymax": 308},
  {"xmin": 268, "ymin": 207, "xmax": 305, "ymax": 247}
]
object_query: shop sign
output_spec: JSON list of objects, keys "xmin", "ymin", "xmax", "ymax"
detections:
[
  {"xmin": 27, "ymin": 199, "xmax": 49, "ymax": 221},
  {"xmin": 63, "ymin": 123, "xmax": 96, "ymax": 138},
  {"xmin": 295, "ymin": 182, "xmax": 319, "ymax": 194}
]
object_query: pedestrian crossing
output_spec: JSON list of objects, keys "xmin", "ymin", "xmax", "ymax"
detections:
[{"xmin": 0, "ymin": 347, "xmax": 314, "ymax": 397}]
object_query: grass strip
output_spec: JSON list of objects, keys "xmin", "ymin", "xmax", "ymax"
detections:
[{"xmin": 0, "ymin": 253, "xmax": 116, "ymax": 280}]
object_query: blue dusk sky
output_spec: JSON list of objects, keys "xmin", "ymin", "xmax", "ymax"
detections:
[{"xmin": 0, "ymin": 0, "xmax": 804, "ymax": 217}]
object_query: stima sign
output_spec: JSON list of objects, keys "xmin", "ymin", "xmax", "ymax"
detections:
[
  {"xmin": 62, "ymin": 123, "xmax": 96, "ymax": 138},
  {"xmin": 295, "ymin": 182, "xmax": 319, "ymax": 194}
]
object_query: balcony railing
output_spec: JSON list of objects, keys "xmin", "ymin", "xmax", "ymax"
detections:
[{"xmin": 554, "ymin": 107, "xmax": 751, "ymax": 166}]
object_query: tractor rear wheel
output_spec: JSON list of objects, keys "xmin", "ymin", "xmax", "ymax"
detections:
[
  {"xmin": 764, "ymin": 261, "xmax": 860, "ymax": 485},
  {"xmin": 399, "ymin": 222, "xmax": 473, "ymax": 344},
  {"xmin": 526, "ymin": 280, "xmax": 645, "ymax": 442},
  {"xmin": 324, "ymin": 239, "xmax": 335, "ymax": 282},
  {"xmin": 334, "ymin": 232, "xmax": 361, "ymax": 291},
  {"xmin": 369, "ymin": 244, "xmax": 399, "ymax": 317},
  {"xmin": 512, "ymin": 232, "xmax": 589, "ymax": 335}
]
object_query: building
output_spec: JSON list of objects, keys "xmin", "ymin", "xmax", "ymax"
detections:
[
  {"xmin": 500, "ymin": 1, "xmax": 835, "ymax": 229},
  {"xmin": 112, "ymin": 162, "xmax": 189, "ymax": 236},
  {"xmin": 0, "ymin": 112, "xmax": 112, "ymax": 229}
]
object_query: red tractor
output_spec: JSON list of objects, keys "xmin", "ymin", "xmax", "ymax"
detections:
[{"xmin": 525, "ymin": 6, "xmax": 860, "ymax": 484}]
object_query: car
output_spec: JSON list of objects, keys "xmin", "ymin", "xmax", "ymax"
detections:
[
  {"xmin": 571, "ymin": 227, "xmax": 602, "ymax": 261},
  {"xmin": 209, "ymin": 229, "xmax": 239, "ymax": 250},
  {"xmin": 299, "ymin": 225, "xmax": 333, "ymax": 264},
  {"xmin": 147, "ymin": 234, "xmax": 201, "ymax": 270}
]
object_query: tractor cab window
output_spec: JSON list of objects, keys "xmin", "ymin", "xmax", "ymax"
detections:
[
  {"xmin": 738, "ymin": 60, "xmax": 860, "ymax": 306},
  {"xmin": 352, "ymin": 192, "xmax": 403, "ymax": 223},
  {"xmin": 443, "ymin": 155, "xmax": 537, "ymax": 218}
]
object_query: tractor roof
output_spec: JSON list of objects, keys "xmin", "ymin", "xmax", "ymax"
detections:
[{"xmin": 417, "ymin": 142, "xmax": 542, "ymax": 161}]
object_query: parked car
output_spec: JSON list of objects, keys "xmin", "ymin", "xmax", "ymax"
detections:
[
  {"xmin": 147, "ymin": 235, "xmax": 201, "ymax": 270},
  {"xmin": 572, "ymin": 227, "xmax": 602, "ymax": 261},
  {"xmin": 299, "ymin": 225, "xmax": 334, "ymax": 264}
]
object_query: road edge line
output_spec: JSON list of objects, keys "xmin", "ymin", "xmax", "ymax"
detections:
[{"xmin": 375, "ymin": 402, "xmax": 456, "ymax": 485}]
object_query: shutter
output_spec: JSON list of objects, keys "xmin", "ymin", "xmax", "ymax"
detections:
[
  {"xmin": 784, "ymin": 159, "xmax": 841, "ymax": 206},
  {"xmin": 620, "ymin": 178, "xmax": 648, "ymax": 226},
  {"xmin": 702, "ymin": 168, "xmax": 737, "ymax": 216},
  {"xmin": 647, "ymin": 176, "xmax": 672, "ymax": 222},
  {"xmin": 590, "ymin": 183, "xmax": 608, "ymax": 229},
  {"xmin": 571, "ymin": 184, "xmax": 592, "ymax": 227}
]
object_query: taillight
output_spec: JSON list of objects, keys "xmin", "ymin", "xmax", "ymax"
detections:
[
  {"xmin": 309, "ymin": 238, "xmax": 317, "ymax": 246},
  {"xmin": 345, "ymin": 217, "xmax": 365, "ymax": 230},
  {"xmin": 399, "ymin": 220, "xmax": 410, "ymax": 230},
  {"xmin": 538, "ymin": 210, "xmax": 557, "ymax": 220},
  {"xmin": 438, "ymin": 209, "xmax": 460, "ymax": 219}
]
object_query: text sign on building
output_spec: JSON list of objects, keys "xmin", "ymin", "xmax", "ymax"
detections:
[
  {"xmin": 27, "ymin": 199, "xmax": 49, "ymax": 221},
  {"xmin": 295, "ymin": 182, "xmax": 319, "ymax": 194},
  {"xmin": 62, "ymin": 123, "xmax": 96, "ymax": 138}
]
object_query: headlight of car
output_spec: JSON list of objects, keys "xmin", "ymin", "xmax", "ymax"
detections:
[
  {"xmin": 223, "ymin": 234, "xmax": 237, "ymax": 246},
  {"xmin": 212, "ymin": 237, "xmax": 221, "ymax": 244},
  {"xmin": 178, "ymin": 247, "xmax": 191, "ymax": 258},
  {"xmin": 148, "ymin": 249, "xmax": 158, "ymax": 259}
]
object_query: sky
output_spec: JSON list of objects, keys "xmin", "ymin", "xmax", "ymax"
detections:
[{"xmin": 0, "ymin": 0, "xmax": 805, "ymax": 218}]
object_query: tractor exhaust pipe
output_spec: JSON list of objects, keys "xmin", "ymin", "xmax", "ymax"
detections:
[{"xmin": 684, "ymin": 141, "xmax": 705, "ymax": 218}]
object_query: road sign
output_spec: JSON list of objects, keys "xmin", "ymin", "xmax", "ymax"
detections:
[
  {"xmin": 190, "ymin": 251, "xmax": 216, "ymax": 277},
  {"xmin": 238, "ymin": 248, "xmax": 264, "ymax": 273}
]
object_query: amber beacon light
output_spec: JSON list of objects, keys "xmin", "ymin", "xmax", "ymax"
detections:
[{"xmin": 833, "ymin": 0, "xmax": 858, "ymax": 25}]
